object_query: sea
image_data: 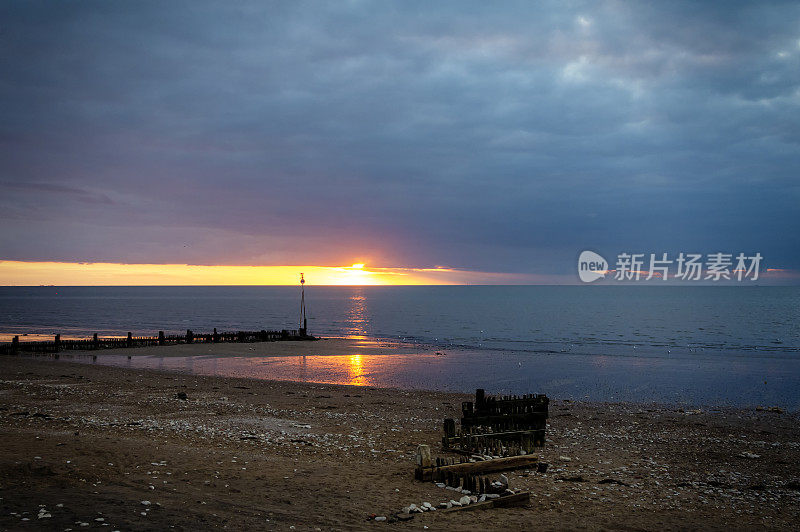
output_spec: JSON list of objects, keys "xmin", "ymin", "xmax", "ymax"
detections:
[{"xmin": 1, "ymin": 285, "xmax": 798, "ymax": 409}]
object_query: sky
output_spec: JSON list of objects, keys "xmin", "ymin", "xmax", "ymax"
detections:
[{"xmin": 1, "ymin": 1, "xmax": 799, "ymax": 284}]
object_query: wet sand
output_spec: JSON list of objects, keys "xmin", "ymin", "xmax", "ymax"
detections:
[
  {"xmin": 35, "ymin": 338, "xmax": 800, "ymax": 409},
  {"xmin": 60, "ymin": 337, "xmax": 424, "ymax": 358},
  {"xmin": 1, "ymin": 354, "xmax": 799, "ymax": 531}
]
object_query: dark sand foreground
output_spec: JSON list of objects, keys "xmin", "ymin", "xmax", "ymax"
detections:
[{"xmin": 1, "ymin": 352, "xmax": 799, "ymax": 531}]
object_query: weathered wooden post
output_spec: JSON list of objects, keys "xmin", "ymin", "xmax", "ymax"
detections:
[
  {"xmin": 54, "ymin": 334, "xmax": 61, "ymax": 352},
  {"xmin": 476, "ymin": 388, "xmax": 485, "ymax": 410},
  {"xmin": 186, "ymin": 329, "xmax": 193, "ymax": 344},
  {"xmin": 158, "ymin": 331, "xmax": 165, "ymax": 346},
  {"xmin": 127, "ymin": 332, "xmax": 133, "ymax": 347},
  {"xmin": 93, "ymin": 333, "xmax": 99, "ymax": 350},
  {"xmin": 414, "ymin": 444, "xmax": 432, "ymax": 481},
  {"xmin": 12, "ymin": 335, "xmax": 19, "ymax": 354},
  {"xmin": 442, "ymin": 418, "xmax": 456, "ymax": 449}
]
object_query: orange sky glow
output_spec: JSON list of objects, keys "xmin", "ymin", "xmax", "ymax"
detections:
[{"xmin": 0, "ymin": 260, "xmax": 545, "ymax": 286}]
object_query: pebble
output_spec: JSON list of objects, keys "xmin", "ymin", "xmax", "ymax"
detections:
[
  {"xmin": 459, "ymin": 495, "xmax": 471, "ymax": 505},
  {"xmin": 375, "ymin": 516, "xmax": 386, "ymax": 522},
  {"xmin": 449, "ymin": 499, "xmax": 461, "ymax": 507}
]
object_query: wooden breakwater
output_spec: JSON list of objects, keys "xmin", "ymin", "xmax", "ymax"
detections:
[
  {"xmin": 442, "ymin": 388, "xmax": 549, "ymax": 456},
  {"xmin": 0, "ymin": 328, "xmax": 313, "ymax": 356}
]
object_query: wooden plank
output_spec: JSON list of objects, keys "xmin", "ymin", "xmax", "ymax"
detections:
[
  {"xmin": 443, "ymin": 428, "xmax": 544, "ymax": 445},
  {"xmin": 431, "ymin": 454, "xmax": 537, "ymax": 476},
  {"xmin": 442, "ymin": 492, "xmax": 530, "ymax": 512},
  {"xmin": 463, "ymin": 412, "xmax": 547, "ymax": 424}
]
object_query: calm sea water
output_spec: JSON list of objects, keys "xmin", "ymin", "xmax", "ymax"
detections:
[{"xmin": 1, "ymin": 286, "xmax": 799, "ymax": 408}]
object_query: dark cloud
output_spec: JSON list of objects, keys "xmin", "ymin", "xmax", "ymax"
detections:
[{"xmin": 1, "ymin": 1, "xmax": 798, "ymax": 274}]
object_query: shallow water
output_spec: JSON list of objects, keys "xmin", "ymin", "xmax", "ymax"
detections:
[
  {"xmin": 4, "ymin": 285, "xmax": 799, "ymax": 409},
  {"xmin": 2, "ymin": 285, "xmax": 799, "ymax": 353},
  {"xmin": 47, "ymin": 346, "xmax": 799, "ymax": 410}
]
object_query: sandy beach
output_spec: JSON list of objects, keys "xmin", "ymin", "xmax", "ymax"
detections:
[{"xmin": 1, "ymin": 346, "xmax": 799, "ymax": 531}]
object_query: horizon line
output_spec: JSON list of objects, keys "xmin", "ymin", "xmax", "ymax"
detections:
[{"xmin": 1, "ymin": 260, "xmax": 797, "ymax": 286}]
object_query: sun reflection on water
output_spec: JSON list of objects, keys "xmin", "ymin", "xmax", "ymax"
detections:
[
  {"xmin": 346, "ymin": 353, "xmax": 370, "ymax": 386},
  {"xmin": 344, "ymin": 288, "xmax": 370, "ymax": 341}
]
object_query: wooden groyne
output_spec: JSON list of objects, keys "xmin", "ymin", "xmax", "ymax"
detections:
[
  {"xmin": 0, "ymin": 328, "xmax": 314, "ymax": 356},
  {"xmin": 441, "ymin": 389, "xmax": 549, "ymax": 456}
]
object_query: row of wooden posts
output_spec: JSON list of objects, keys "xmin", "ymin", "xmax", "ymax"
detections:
[
  {"xmin": 442, "ymin": 389, "xmax": 549, "ymax": 456},
  {"xmin": 0, "ymin": 328, "xmax": 312, "ymax": 355}
]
